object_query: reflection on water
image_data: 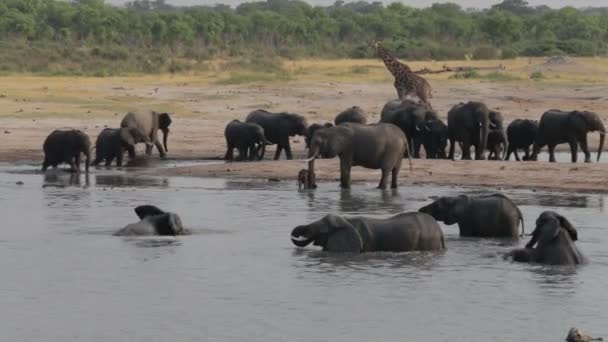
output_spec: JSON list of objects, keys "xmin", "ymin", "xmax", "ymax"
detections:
[
  {"xmin": 0, "ymin": 167, "xmax": 607, "ymax": 342},
  {"xmin": 42, "ymin": 171, "xmax": 90, "ymax": 188}
]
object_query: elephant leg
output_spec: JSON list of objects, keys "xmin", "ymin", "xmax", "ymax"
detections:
[
  {"xmin": 248, "ymin": 145, "xmax": 257, "ymax": 161},
  {"xmin": 153, "ymin": 139, "xmax": 166, "ymax": 158},
  {"xmin": 448, "ymin": 138, "xmax": 456, "ymax": 160},
  {"xmin": 236, "ymin": 147, "xmax": 247, "ymax": 161},
  {"xmin": 116, "ymin": 153, "xmax": 123, "ymax": 167},
  {"xmin": 531, "ymin": 142, "xmax": 541, "ymax": 161},
  {"xmin": 522, "ymin": 147, "xmax": 530, "ymax": 161},
  {"xmin": 105, "ymin": 157, "xmax": 112, "ymax": 167},
  {"xmin": 257, "ymin": 144, "xmax": 265, "ymax": 161},
  {"xmin": 145, "ymin": 143, "xmax": 153, "ymax": 155},
  {"xmin": 569, "ymin": 141, "xmax": 578, "ymax": 163},
  {"xmin": 548, "ymin": 144, "xmax": 557, "ymax": 162},
  {"xmin": 461, "ymin": 139, "xmax": 472, "ymax": 160},
  {"xmin": 274, "ymin": 145, "xmax": 283, "ymax": 160},
  {"xmin": 339, "ymin": 158, "xmax": 351, "ymax": 189},
  {"xmin": 284, "ymin": 142, "xmax": 293, "ymax": 160},
  {"xmin": 126, "ymin": 145, "xmax": 136, "ymax": 160},
  {"xmin": 224, "ymin": 145, "xmax": 234, "ymax": 161},
  {"xmin": 514, "ymin": 148, "xmax": 521, "ymax": 161},
  {"xmin": 390, "ymin": 164, "xmax": 400, "ymax": 189},
  {"xmin": 580, "ymin": 135, "xmax": 591, "ymax": 163},
  {"xmin": 42, "ymin": 157, "xmax": 50, "ymax": 171},
  {"xmin": 378, "ymin": 168, "xmax": 389, "ymax": 189},
  {"xmin": 413, "ymin": 139, "xmax": 422, "ymax": 159}
]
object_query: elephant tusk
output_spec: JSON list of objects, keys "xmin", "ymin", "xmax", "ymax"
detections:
[
  {"xmin": 291, "ymin": 235, "xmax": 309, "ymax": 242},
  {"xmin": 305, "ymin": 156, "xmax": 316, "ymax": 162}
]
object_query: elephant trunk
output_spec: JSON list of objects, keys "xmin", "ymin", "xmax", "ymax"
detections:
[
  {"xmin": 597, "ymin": 131, "xmax": 605, "ymax": 162},
  {"xmin": 162, "ymin": 128, "xmax": 169, "ymax": 152},
  {"xmin": 479, "ymin": 115, "xmax": 489, "ymax": 160},
  {"xmin": 501, "ymin": 131, "xmax": 508, "ymax": 161}
]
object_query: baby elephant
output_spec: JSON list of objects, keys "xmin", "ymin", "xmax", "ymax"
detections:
[
  {"xmin": 566, "ymin": 328, "xmax": 603, "ymax": 342},
  {"xmin": 419, "ymin": 193, "xmax": 524, "ymax": 238},
  {"xmin": 506, "ymin": 211, "xmax": 585, "ymax": 265},
  {"xmin": 114, "ymin": 205, "xmax": 188, "ymax": 236},
  {"xmin": 224, "ymin": 120, "xmax": 272, "ymax": 161},
  {"xmin": 42, "ymin": 129, "xmax": 91, "ymax": 173},
  {"xmin": 92, "ymin": 128, "xmax": 128, "ymax": 167},
  {"xmin": 290, "ymin": 212, "xmax": 445, "ymax": 253},
  {"xmin": 297, "ymin": 168, "xmax": 316, "ymax": 189}
]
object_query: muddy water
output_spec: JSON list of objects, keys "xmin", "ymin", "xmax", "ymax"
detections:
[{"xmin": 1, "ymin": 163, "xmax": 607, "ymax": 342}]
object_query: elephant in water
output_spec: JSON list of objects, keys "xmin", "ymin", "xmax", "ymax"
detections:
[
  {"xmin": 290, "ymin": 212, "xmax": 445, "ymax": 253},
  {"xmin": 307, "ymin": 122, "xmax": 412, "ymax": 189},
  {"xmin": 505, "ymin": 211, "xmax": 586, "ymax": 265},
  {"xmin": 114, "ymin": 205, "xmax": 188, "ymax": 236},
  {"xmin": 419, "ymin": 193, "xmax": 524, "ymax": 238}
]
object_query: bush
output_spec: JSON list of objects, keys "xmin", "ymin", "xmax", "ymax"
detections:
[
  {"xmin": 473, "ymin": 46, "xmax": 500, "ymax": 60},
  {"xmin": 530, "ymin": 71, "xmax": 544, "ymax": 80},
  {"xmin": 501, "ymin": 48, "xmax": 518, "ymax": 59}
]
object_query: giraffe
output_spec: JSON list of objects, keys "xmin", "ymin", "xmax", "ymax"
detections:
[{"xmin": 372, "ymin": 41, "xmax": 433, "ymax": 108}]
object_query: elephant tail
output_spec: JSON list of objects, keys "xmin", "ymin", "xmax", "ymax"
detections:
[{"xmin": 517, "ymin": 209, "xmax": 525, "ymax": 237}]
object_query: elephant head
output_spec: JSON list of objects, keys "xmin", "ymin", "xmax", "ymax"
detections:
[
  {"xmin": 421, "ymin": 119, "xmax": 447, "ymax": 159},
  {"xmin": 157, "ymin": 112, "xmax": 172, "ymax": 152},
  {"xmin": 114, "ymin": 205, "xmax": 187, "ymax": 236},
  {"xmin": 291, "ymin": 214, "xmax": 363, "ymax": 252},
  {"xmin": 281, "ymin": 112, "xmax": 307, "ymax": 137},
  {"xmin": 418, "ymin": 195, "xmax": 469, "ymax": 225},
  {"xmin": 305, "ymin": 123, "xmax": 333, "ymax": 149},
  {"xmin": 525, "ymin": 211, "xmax": 578, "ymax": 249},
  {"xmin": 572, "ymin": 111, "xmax": 605, "ymax": 162}
]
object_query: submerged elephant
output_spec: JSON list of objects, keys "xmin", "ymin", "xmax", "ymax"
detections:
[
  {"xmin": 447, "ymin": 101, "xmax": 490, "ymax": 160},
  {"xmin": 335, "ymin": 106, "xmax": 367, "ymax": 125},
  {"xmin": 92, "ymin": 128, "xmax": 128, "ymax": 167},
  {"xmin": 307, "ymin": 122, "xmax": 411, "ymax": 189},
  {"xmin": 224, "ymin": 120, "xmax": 272, "ymax": 161},
  {"xmin": 114, "ymin": 205, "xmax": 188, "ymax": 236},
  {"xmin": 42, "ymin": 129, "xmax": 91, "ymax": 173},
  {"xmin": 505, "ymin": 211, "xmax": 585, "ymax": 265},
  {"xmin": 505, "ymin": 119, "xmax": 538, "ymax": 161},
  {"xmin": 419, "ymin": 193, "xmax": 524, "ymax": 238},
  {"xmin": 120, "ymin": 111, "xmax": 172, "ymax": 159},
  {"xmin": 531, "ymin": 109, "xmax": 605, "ymax": 163},
  {"xmin": 246, "ymin": 109, "xmax": 307, "ymax": 160},
  {"xmin": 290, "ymin": 212, "xmax": 445, "ymax": 253}
]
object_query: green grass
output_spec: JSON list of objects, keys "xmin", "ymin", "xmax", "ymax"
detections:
[
  {"xmin": 216, "ymin": 71, "xmax": 292, "ymax": 85},
  {"xmin": 449, "ymin": 70, "xmax": 521, "ymax": 81}
]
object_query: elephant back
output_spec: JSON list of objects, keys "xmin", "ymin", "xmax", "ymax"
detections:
[{"xmin": 335, "ymin": 106, "xmax": 367, "ymax": 125}]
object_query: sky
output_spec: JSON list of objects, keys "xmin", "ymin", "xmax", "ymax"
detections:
[{"xmin": 105, "ymin": 0, "xmax": 608, "ymax": 8}]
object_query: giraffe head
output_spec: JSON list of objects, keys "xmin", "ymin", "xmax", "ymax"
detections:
[{"xmin": 370, "ymin": 40, "xmax": 381, "ymax": 49}]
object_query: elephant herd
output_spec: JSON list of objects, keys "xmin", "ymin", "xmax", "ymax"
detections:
[{"xmin": 42, "ymin": 111, "xmax": 172, "ymax": 172}]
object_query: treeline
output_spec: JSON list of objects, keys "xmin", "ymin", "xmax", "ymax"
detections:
[{"xmin": 1, "ymin": 0, "xmax": 608, "ymax": 74}]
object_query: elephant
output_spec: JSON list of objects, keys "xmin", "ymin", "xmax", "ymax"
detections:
[
  {"xmin": 42, "ymin": 129, "xmax": 91, "ymax": 173},
  {"xmin": 531, "ymin": 110, "xmax": 605, "ymax": 163},
  {"xmin": 335, "ymin": 106, "xmax": 367, "ymax": 125},
  {"xmin": 120, "ymin": 111, "xmax": 172, "ymax": 159},
  {"xmin": 486, "ymin": 129, "xmax": 507, "ymax": 160},
  {"xmin": 447, "ymin": 101, "xmax": 490, "ymax": 160},
  {"xmin": 380, "ymin": 99, "xmax": 440, "ymax": 158},
  {"xmin": 305, "ymin": 122, "xmax": 334, "ymax": 149},
  {"xmin": 114, "ymin": 205, "xmax": 188, "ymax": 236},
  {"xmin": 245, "ymin": 109, "xmax": 308, "ymax": 160},
  {"xmin": 307, "ymin": 122, "xmax": 411, "ymax": 189},
  {"xmin": 420, "ymin": 119, "xmax": 448, "ymax": 159},
  {"xmin": 419, "ymin": 193, "xmax": 524, "ymax": 238},
  {"xmin": 224, "ymin": 120, "xmax": 272, "ymax": 161},
  {"xmin": 290, "ymin": 212, "xmax": 445, "ymax": 253},
  {"xmin": 505, "ymin": 211, "xmax": 585, "ymax": 265},
  {"xmin": 92, "ymin": 128, "xmax": 129, "ymax": 167},
  {"xmin": 505, "ymin": 119, "xmax": 538, "ymax": 161},
  {"xmin": 566, "ymin": 328, "xmax": 603, "ymax": 342}
]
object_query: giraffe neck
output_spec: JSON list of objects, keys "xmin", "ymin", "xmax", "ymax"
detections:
[{"xmin": 376, "ymin": 45, "xmax": 411, "ymax": 75}]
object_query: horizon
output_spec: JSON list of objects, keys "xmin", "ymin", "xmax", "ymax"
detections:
[{"xmin": 105, "ymin": 0, "xmax": 608, "ymax": 8}]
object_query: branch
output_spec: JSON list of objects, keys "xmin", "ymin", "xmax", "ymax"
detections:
[{"xmin": 413, "ymin": 64, "xmax": 506, "ymax": 74}]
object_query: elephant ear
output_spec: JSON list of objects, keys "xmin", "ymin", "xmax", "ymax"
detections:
[
  {"xmin": 536, "ymin": 219, "xmax": 562, "ymax": 246},
  {"xmin": 555, "ymin": 213, "xmax": 578, "ymax": 241},
  {"xmin": 321, "ymin": 215, "xmax": 362, "ymax": 253},
  {"xmin": 120, "ymin": 127, "xmax": 136, "ymax": 146},
  {"xmin": 134, "ymin": 205, "xmax": 165, "ymax": 219},
  {"xmin": 158, "ymin": 113, "xmax": 172, "ymax": 130}
]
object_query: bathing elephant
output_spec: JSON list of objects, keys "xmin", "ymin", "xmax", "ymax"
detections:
[
  {"xmin": 380, "ymin": 99, "xmax": 440, "ymax": 158},
  {"xmin": 335, "ymin": 106, "xmax": 367, "ymax": 125},
  {"xmin": 447, "ymin": 101, "xmax": 490, "ymax": 160},
  {"xmin": 419, "ymin": 193, "xmax": 524, "ymax": 238},
  {"xmin": 305, "ymin": 122, "xmax": 334, "ymax": 149},
  {"xmin": 307, "ymin": 122, "xmax": 411, "ymax": 189},
  {"xmin": 290, "ymin": 212, "xmax": 445, "ymax": 253},
  {"xmin": 42, "ymin": 129, "xmax": 91, "ymax": 173},
  {"xmin": 420, "ymin": 119, "xmax": 448, "ymax": 159},
  {"xmin": 114, "ymin": 205, "xmax": 188, "ymax": 236},
  {"xmin": 92, "ymin": 128, "xmax": 129, "ymax": 167},
  {"xmin": 505, "ymin": 211, "xmax": 585, "ymax": 265},
  {"xmin": 120, "ymin": 111, "xmax": 172, "ymax": 159},
  {"xmin": 246, "ymin": 109, "xmax": 308, "ymax": 160},
  {"xmin": 505, "ymin": 119, "xmax": 538, "ymax": 161},
  {"xmin": 531, "ymin": 110, "xmax": 605, "ymax": 163},
  {"xmin": 224, "ymin": 120, "xmax": 272, "ymax": 161}
]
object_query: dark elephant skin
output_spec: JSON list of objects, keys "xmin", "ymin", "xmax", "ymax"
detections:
[
  {"xmin": 305, "ymin": 122, "xmax": 333, "ymax": 149},
  {"xmin": 506, "ymin": 211, "xmax": 585, "ymax": 265},
  {"xmin": 92, "ymin": 128, "xmax": 128, "ymax": 167},
  {"xmin": 307, "ymin": 122, "xmax": 411, "ymax": 189},
  {"xmin": 335, "ymin": 106, "xmax": 367, "ymax": 125},
  {"xmin": 114, "ymin": 205, "xmax": 188, "ymax": 236},
  {"xmin": 120, "ymin": 111, "xmax": 172, "ymax": 159},
  {"xmin": 224, "ymin": 120, "xmax": 272, "ymax": 161},
  {"xmin": 380, "ymin": 99, "xmax": 439, "ymax": 158},
  {"xmin": 419, "ymin": 193, "xmax": 524, "ymax": 238},
  {"xmin": 486, "ymin": 129, "xmax": 507, "ymax": 160},
  {"xmin": 531, "ymin": 110, "xmax": 606, "ymax": 163},
  {"xmin": 447, "ymin": 101, "xmax": 490, "ymax": 160},
  {"xmin": 505, "ymin": 119, "xmax": 538, "ymax": 161},
  {"xmin": 246, "ymin": 109, "xmax": 308, "ymax": 160},
  {"xmin": 42, "ymin": 129, "xmax": 91, "ymax": 173},
  {"xmin": 420, "ymin": 119, "xmax": 448, "ymax": 159},
  {"xmin": 290, "ymin": 212, "xmax": 445, "ymax": 253}
]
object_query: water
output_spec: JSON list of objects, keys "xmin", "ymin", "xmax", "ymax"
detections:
[{"xmin": 1, "ymin": 163, "xmax": 607, "ymax": 341}]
